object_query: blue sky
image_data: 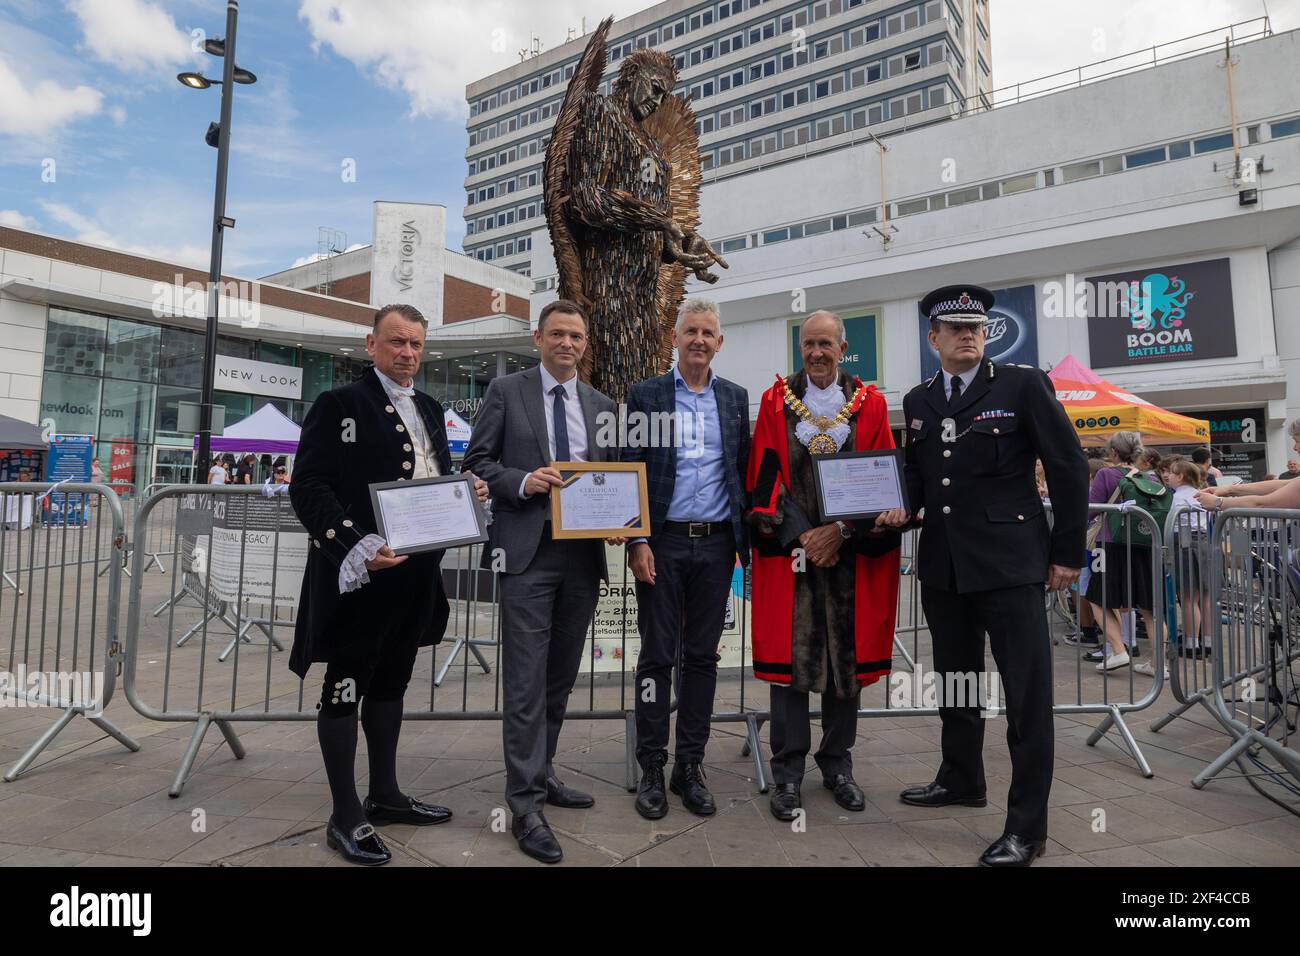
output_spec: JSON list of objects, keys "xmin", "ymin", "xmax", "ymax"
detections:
[{"xmin": 0, "ymin": 0, "xmax": 1292, "ymax": 278}]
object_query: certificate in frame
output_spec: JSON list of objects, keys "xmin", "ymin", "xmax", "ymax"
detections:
[
  {"xmin": 810, "ymin": 448, "xmax": 909, "ymax": 523},
  {"xmin": 368, "ymin": 474, "xmax": 489, "ymax": 556},
  {"xmin": 548, "ymin": 461, "xmax": 651, "ymax": 539}
]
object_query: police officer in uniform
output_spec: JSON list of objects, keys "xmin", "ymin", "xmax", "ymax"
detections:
[{"xmin": 883, "ymin": 285, "xmax": 1087, "ymax": 866}]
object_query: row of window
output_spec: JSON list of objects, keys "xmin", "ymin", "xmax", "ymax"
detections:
[
  {"xmin": 469, "ymin": 0, "xmax": 946, "ymax": 146},
  {"xmin": 467, "ymin": 200, "xmax": 541, "ymax": 235},
  {"xmin": 468, "ymin": 171, "xmax": 539, "ymax": 208},
  {"xmin": 695, "ymin": 115, "xmax": 1300, "ymax": 257},
  {"xmin": 470, "ymin": 234, "xmax": 533, "ymax": 263}
]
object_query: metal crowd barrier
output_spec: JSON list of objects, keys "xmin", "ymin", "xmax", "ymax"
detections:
[
  {"xmin": 0, "ymin": 482, "xmax": 140, "ymax": 780},
  {"xmin": 122, "ymin": 485, "xmax": 646, "ymax": 797},
  {"xmin": 1191, "ymin": 508, "xmax": 1300, "ymax": 790}
]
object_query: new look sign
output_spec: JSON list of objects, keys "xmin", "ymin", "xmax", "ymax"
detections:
[{"xmin": 215, "ymin": 356, "xmax": 304, "ymax": 400}]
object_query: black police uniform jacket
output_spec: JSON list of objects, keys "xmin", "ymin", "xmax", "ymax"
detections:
[
  {"xmin": 288, "ymin": 368, "xmax": 454, "ymax": 678},
  {"xmin": 902, "ymin": 361, "xmax": 1087, "ymax": 593}
]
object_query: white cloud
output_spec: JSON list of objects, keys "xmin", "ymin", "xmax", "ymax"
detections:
[
  {"xmin": 67, "ymin": 0, "xmax": 196, "ymax": 74},
  {"xmin": 0, "ymin": 54, "xmax": 102, "ymax": 137},
  {"xmin": 39, "ymin": 199, "xmax": 213, "ymax": 269},
  {"xmin": 297, "ymin": 0, "xmax": 647, "ymax": 120},
  {"xmin": 0, "ymin": 209, "xmax": 36, "ymax": 229},
  {"xmin": 288, "ymin": 242, "xmax": 367, "ymax": 268},
  {"xmin": 109, "ymin": 105, "xmax": 127, "ymax": 125}
]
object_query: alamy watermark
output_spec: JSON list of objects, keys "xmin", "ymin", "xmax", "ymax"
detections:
[
  {"xmin": 0, "ymin": 667, "xmax": 104, "ymax": 716},
  {"xmin": 888, "ymin": 669, "xmax": 1003, "ymax": 717}
]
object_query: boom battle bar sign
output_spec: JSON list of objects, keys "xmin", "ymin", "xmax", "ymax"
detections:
[{"xmin": 1084, "ymin": 257, "xmax": 1236, "ymax": 368}]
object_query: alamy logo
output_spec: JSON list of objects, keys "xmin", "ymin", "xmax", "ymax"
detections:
[{"xmin": 49, "ymin": 886, "xmax": 151, "ymax": 936}]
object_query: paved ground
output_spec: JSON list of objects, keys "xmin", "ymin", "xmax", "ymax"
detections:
[{"xmin": 1, "ymin": 508, "xmax": 1298, "ymax": 867}]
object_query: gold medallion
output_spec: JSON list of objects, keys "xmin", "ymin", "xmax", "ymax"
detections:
[{"xmin": 808, "ymin": 433, "xmax": 838, "ymax": 455}]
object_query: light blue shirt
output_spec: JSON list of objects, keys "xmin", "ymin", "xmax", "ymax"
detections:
[
  {"xmin": 665, "ymin": 364, "xmax": 729, "ymax": 523},
  {"xmin": 941, "ymin": 364, "xmax": 979, "ymax": 401}
]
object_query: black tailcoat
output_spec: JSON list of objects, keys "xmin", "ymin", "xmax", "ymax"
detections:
[{"xmin": 288, "ymin": 368, "xmax": 453, "ymax": 679}]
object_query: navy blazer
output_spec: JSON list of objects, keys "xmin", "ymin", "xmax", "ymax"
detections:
[{"xmin": 622, "ymin": 370, "xmax": 751, "ymax": 565}]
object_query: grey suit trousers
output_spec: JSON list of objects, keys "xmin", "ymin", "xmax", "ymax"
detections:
[{"xmin": 500, "ymin": 534, "xmax": 603, "ymax": 817}]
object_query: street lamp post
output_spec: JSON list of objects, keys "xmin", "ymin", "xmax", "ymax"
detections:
[{"xmin": 178, "ymin": 0, "xmax": 256, "ymax": 481}]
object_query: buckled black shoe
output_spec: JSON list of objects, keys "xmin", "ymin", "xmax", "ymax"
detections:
[
  {"xmin": 511, "ymin": 811, "xmax": 563, "ymax": 864},
  {"xmin": 769, "ymin": 782, "xmax": 802, "ymax": 821},
  {"xmin": 669, "ymin": 760, "xmax": 716, "ymax": 817},
  {"xmin": 325, "ymin": 817, "xmax": 391, "ymax": 866},
  {"xmin": 899, "ymin": 781, "xmax": 988, "ymax": 808},
  {"xmin": 978, "ymin": 832, "xmax": 1046, "ymax": 867},
  {"xmin": 823, "ymin": 773, "xmax": 866, "ymax": 811},
  {"xmin": 364, "ymin": 794, "xmax": 453, "ymax": 827},
  {"xmin": 545, "ymin": 775, "xmax": 595, "ymax": 809},
  {"xmin": 635, "ymin": 754, "xmax": 669, "ymax": 820}
]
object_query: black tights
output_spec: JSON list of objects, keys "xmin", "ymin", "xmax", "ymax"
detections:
[{"xmin": 316, "ymin": 637, "xmax": 419, "ymax": 830}]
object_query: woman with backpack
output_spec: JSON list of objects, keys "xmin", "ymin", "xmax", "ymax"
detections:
[{"xmin": 1083, "ymin": 432, "xmax": 1168, "ymax": 672}]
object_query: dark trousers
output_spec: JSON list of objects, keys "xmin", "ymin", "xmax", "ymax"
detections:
[
  {"xmin": 633, "ymin": 528, "xmax": 735, "ymax": 767},
  {"xmin": 921, "ymin": 582, "xmax": 1054, "ymax": 841},
  {"xmin": 499, "ymin": 535, "xmax": 602, "ymax": 817},
  {"xmin": 318, "ymin": 631, "xmax": 420, "ymax": 716},
  {"xmin": 769, "ymin": 684, "xmax": 861, "ymax": 785}
]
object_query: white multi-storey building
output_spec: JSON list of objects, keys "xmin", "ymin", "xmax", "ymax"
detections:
[{"xmin": 463, "ymin": 0, "xmax": 994, "ymax": 275}]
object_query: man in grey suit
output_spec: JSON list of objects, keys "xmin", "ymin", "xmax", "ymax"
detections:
[{"xmin": 463, "ymin": 299, "xmax": 618, "ymax": 864}]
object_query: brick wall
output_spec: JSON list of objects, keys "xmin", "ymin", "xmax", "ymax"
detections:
[{"xmin": 443, "ymin": 274, "xmax": 528, "ymax": 324}]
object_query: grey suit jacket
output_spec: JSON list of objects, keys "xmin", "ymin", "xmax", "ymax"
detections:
[{"xmin": 463, "ymin": 366, "xmax": 618, "ymax": 578}]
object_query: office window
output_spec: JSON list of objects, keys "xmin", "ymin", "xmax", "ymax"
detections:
[
  {"xmin": 925, "ymin": 0, "xmax": 942, "ymax": 20},
  {"xmin": 719, "ymin": 106, "xmax": 746, "ymax": 128},
  {"xmin": 718, "ymin": 143, "xmax": 745, "ymax": 165},
  {"xmin": 781, "ymin": 125, "xmax": 810, "ymax": 148},
  {"xmin": 929, "ymin": 85, "xmax": 947, "ymax": 106},
  {"xmin": 896, "ymin": 197, "xmax": 928, "ymax": 216},
  {"xmin": 750, "ymin": 133, "xmax": 778, "ymax": 156},
  {"xmin": 719, "ymin": 236, "xmax": 748, "ymax": 253},
  {"xmin": 1102, "ymin": 154, "xmax": 1123, "ymax": 173},
  {"xmin": 1000, "ymin": 172, "xmax": 1037, "ymax": 194},
  {"xmin": 750, "ymin": 58, "xmax": 776, "ymax": 81},
  {"xmin": 1271, "ymin": 116, "xmax": 1300, "ymax": 138},
  {"xmin": 868, "ymin": 103, "xmax": 883, "ymax": 124},
  {"xmin": 763, "ymin": 227, "xmax": 789, "ymax": 244},
  {"xmin": 928, "ymin": 42, "xmax": 945, "ymax": 63},
  {"xmin": 1061, "ymin": 160, "xmax": 1101, "ymax": 182},
  {"xmin": 904, "ymin": 8, "xmax": 919, "ymax": 29},
  {"xmin": 1194, "ymin": 132, "xmax": 1234, "ymax": 153},
  {"xmin": 698, "ymin": 115, "xmax": 716, "ymax": 134},
  {"xmin": 815, "ymin": 75, "xmax": 844, "ymax": 98},
  {"xmin": 803, "ymin": 217, "xmax": 831, "ymax": 236},
  {"xmin": 781, "ymin": 49, "xmax": 809, "ymax": 70},
  {"xmin": 904, "ymin": 51, "xmax": 921, "ymax": 71},
  {"xmin": 1125, "ymin": 146, "xmax": 1167, "ymax": 169},
  {"xmin": 701, "ymin": 152, "xmax": 715, "ymax": 170},
  {"xmin": 780, "ymin": 11, "xmax": 808, "ymax": 32},
  {"xmin": 1167, "ymin": 140, "xmax": 1191, "ymax": 160},
  {"xmin": 946, "ymin": 186, "xmax": 980, "ymax": 206},
  {"xmin": 814, "ymin": 114, "xmax": 846, "ymax": 139},
  {"xmin": 782, "ymin": 86, "xmax": 809, "ymax": 108},
  {"xmin": 887, "ymin": 14, "xmax": 903, "ymax": 34},
  {"xmin": 905, "ymin": 92, "xmax": 922, "ymax": 113},
  {"xmin": 847, "ymin": 209, "xmax": 877, "ymax": 226}
]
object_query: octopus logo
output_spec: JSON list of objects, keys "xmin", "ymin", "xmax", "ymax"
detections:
[{"xmin": 1126, "ymin": 273, "xmax": 1194, "ymax": 332}]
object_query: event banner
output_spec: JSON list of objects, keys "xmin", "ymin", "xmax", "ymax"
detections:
[
  {"xmin": 1084, "ymin": 257, "xmax": 1237, "ymax": 367},
  {"xmin": 919, "ymin": 284, "xmax": 1039, "ymax": 379},
  {"xmin": 45, "ymin": 434, "xmax": 94, "ymax": 522},
  {"xmin": 109, "ymin": 440, "xmax": 135, "ymax": 494},
  {"xmin": 208, "ymin": 495, "xmax": 308, "ymax": 606}
]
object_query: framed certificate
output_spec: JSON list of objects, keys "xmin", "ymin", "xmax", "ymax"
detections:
[
  {"xmin": 368, "ymin": 475, "xmax": 489, "ymax": 556},
  {"xmin": 549, "ymin": 461, "xmax": 651, "ymax": 539},
  {"xmin": 811, "ymin": 448, "xmax": 909, "ymax": 523}
]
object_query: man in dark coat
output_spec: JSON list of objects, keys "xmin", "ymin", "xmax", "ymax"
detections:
[
  {"xmin": 289, "ymin": 303, "xmax": 487, "ymax": 866},
  {"xmin": 885, "ymin": 284, "xmax": 1087, "ymax": 867}
]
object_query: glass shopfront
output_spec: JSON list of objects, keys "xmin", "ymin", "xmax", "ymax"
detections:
[{"xmin": 39, "ymin": 306, "xmax": 537, "ymax": 484}]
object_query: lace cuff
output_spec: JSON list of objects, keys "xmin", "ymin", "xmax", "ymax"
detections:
[{"xmin": 338, "ymin": 534, "xmax": 387, "ymax": 595}]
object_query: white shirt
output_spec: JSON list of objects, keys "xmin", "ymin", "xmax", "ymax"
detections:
[
  {"xmin": 374, "ymin": 367, "xmax": 440, "ymax": 479},
  {"xmin": 208, "ymin": 465, "xmax": 226, "ymax": 485},
  {"xmin": 940, "ymin": 364, "xmax": 979, "ymax": 401},
  {"xmin": 521, "ymin": 365, "xmax": 588, "ymax": 499}
]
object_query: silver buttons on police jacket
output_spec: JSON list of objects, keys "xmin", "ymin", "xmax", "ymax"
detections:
[
  {"xmin": 942, "ymin": 478, "xmax": 950, "ymax": 486},
  {"xmin": 943, "ymin": 449, "xmax": 951, "ymax": 458},
  {"xmin": 326, "ymin": 529, "xmax": 336, "ymax": 539},
  {"xmin": 942, "ymin": 506, "xmax": 951, "ymax": 514},
  {"xmin": 342, "ymin": 519, "xmax": 353, "ymax": 528}
]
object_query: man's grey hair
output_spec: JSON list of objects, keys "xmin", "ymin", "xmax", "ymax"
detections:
[
  {"xmin": 676, "ymin": 297, "xmax": 722, "ymax": 331},
  {"xmin": 1288, "ymin": 418, "xmax": 1300, "ymax": 440},
  {"xmin": 801, "ymin": 309, "xmax": 846, "ymax": 342}
]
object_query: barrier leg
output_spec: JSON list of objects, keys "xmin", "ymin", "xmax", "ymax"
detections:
[
  {"xmin": 1149, "ymin": 693, "xmax": 1206, "ymax": 733},
  {"xmin": 85, "ymin": 714, "xmax": 141, "ymax": 754},
  {"xmin": 3, "ymin": 569, "xmax": 24, "ymax": 594},
  {"xmin": 1191, "ymin": 731, "xmax": 1256, "ymax": 790},
  {"xmin": 215, "ymin": 719, "xmax": 246, "ymax": 761},
  {"xmin": 744, "ymin": 713, "xmax": 768, "ymax": 793},
  {"xmin": 624, "ymin": 711, "xmax": 638, "ymax": 792},
  {"xmin": 169, "ymin": 715, "xmax": 212, "ymax": 797},
  {"xmin": 3, "ymin": 706, "xmax": 77, "ymax": 781},
  {"xmin": 892, "ymin": 634, "xmax": 916, "ymax": 673},
  {"xmin": 1087, "ymin": 704, "xmax": 1153, "ymax": 778}
]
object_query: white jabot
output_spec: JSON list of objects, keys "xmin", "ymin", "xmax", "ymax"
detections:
[
  {"xmin": 795, "ymin": 375, "xmax": 852, "ymax": 452},
  {"xmin": 374, "ymin": 367, "xmax": 440, "ymax": 479}
]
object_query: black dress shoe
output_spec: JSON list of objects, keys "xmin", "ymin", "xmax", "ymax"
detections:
[
  {"xmin": 545, "ymin": 776, "xmax": 595, "ymax": 809},
  {"xmin": 635, "ymin": 755, "xmax": 668, "ymax": 820},
  {"xmin": 823, "ymin": 773, "xmax": 865, "ymax": 811},
  {"xmin": 669, "ymin": 760, "xmax": 716, "ymax": 817},
  {"xmin": 769, "ymin": 782, "xmax": 802, "ymax": 821},
  {"xmin": 899, "ymin": 781, "xmax": 988, "ymax": 808},
  {"xmin": 325, "ymin": 817, "xmax": 391, "ymax": 866},
  {"xmin": 364, "ymin": 794, "xmax": 453, "ymax": 827},
  {"xmin": 979, "ymin": 832, "xmax": 1046, "ymax": 867},
  {"xmin": 511, "ymin": 811, "xmax": 563, "ymax": 864}
]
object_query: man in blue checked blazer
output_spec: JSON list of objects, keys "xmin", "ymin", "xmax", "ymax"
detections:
[{"xmin": 622, "ymin": 297, "xmax": 750, "ymax": 821}]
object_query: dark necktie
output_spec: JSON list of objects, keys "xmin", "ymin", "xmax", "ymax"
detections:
[
  {"xmin": 950, "ymin": 374, "xmax": 963, "ymax": 406},
  {"xmin": 551, "ymin": 383, "xmax": 571, "ymax": 461}
]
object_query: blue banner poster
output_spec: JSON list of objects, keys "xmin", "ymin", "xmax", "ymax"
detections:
[
  {"xmin": 919, "ymin": 284, "xmax": 1039, "ymax": 379},
  {"xmin": 45, "ymin": 434, "xmax": 94, "ymax": 525}
]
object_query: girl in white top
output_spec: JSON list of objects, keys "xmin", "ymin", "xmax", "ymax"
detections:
[
  {"xmin": 1163, "ymin": 458, "xmax": 1210, "ymax": 656},
  {"xmin": 208, "ymin": 461, "xmax": 227, "ymax": 485}
]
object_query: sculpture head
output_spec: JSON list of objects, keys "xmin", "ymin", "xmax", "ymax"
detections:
[{"xmin": 614, "ymin": 49, "xmax": 677, "ymax": 122}]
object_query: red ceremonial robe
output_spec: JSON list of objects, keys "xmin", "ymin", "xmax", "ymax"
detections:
[{"xmin": 746, "ymin": 374, "xmax": 900, "ymax": 689}]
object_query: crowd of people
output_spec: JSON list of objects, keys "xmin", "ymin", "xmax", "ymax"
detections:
[
  {"xmin": 205, "ymin": 452, "xmax": 290, "ymax": 486},
  {"xmin": 1050, "ymin": 420, "xmax": 1300, "ymax": 677}
]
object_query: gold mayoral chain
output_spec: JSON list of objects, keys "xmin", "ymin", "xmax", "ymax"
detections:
[{"xmin": 782, "ymin": 380, "xmax": 867, "ymax": 455}]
